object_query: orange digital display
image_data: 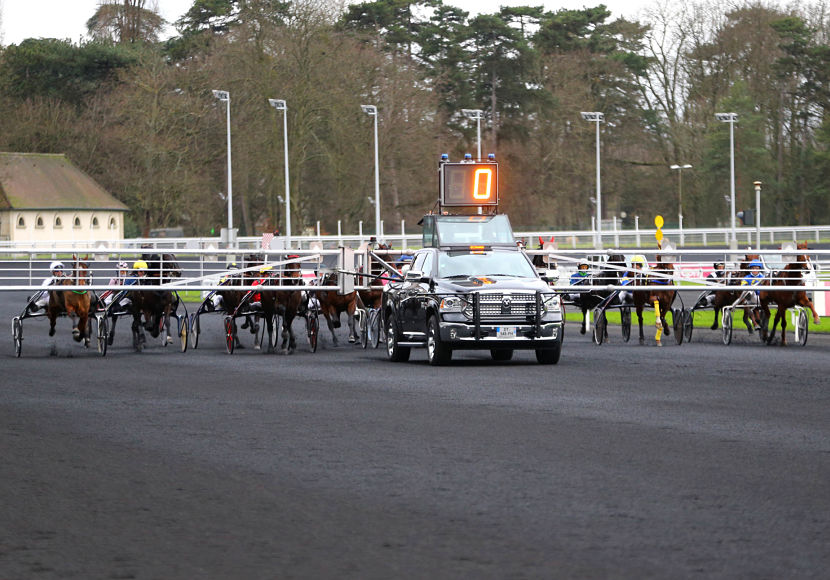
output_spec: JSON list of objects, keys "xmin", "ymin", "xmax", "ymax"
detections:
[{"xmin": 440, "ymin": 163, "xmax": 499, "ymax": 206}]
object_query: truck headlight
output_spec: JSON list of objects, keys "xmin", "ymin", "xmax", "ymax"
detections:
[
  {"xmin": 440, "ymin": 295, "xmax": 467, "ymax": 313},
  {"xmin": 543, "ymin": 294, "xmax": 561, "ymax": 313}
]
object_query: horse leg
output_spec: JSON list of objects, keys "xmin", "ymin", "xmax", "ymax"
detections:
[
  {"xmin": 711, "ymin": 306, "xmax": 720, "ymax": 330},
  {"xmin": 347, "ymin": 308, "xmax": 358, "ymax": 344},
  {"xmin": 68, "ymin": 311, "xmax": 82, "ymax": 342},
  {"xmin": 779, "ymin": 308, "xmax": 788, "ymax": 346},
  {"xmin": 743, "ymin": 310, "xmax": 754, "ymax": 333},
  {"xmin": 767, "ymin": 311, "xmax": 781, "ymax": 345},
  {"xmin": 282, "ymin": 312, "xmax": 296, "ymax": 354},
  {"xmin": 324, "ymin": 310, "xmax": 338, "ymax": 346},
  {"xmin": 79, "ymin": 312, "xmax": 89, "ymax": 347},
  {"xmin": 108, "ymin": 315, "xmax": 117, "ymax": 345},
  {"xmin": 637, "ymin": 306, "xmax": 645, "ymax": 345},
  {"xmin": 662, "ymin": 300, "xmax": 671, "ymax": 336},
  {"xmin": 580, "ymin": 308, "xmax": 587, "ymax": 335},
  {"xmin": 233, "ymin": 320, "xmax": 244, "ymax": 349},
  {"xmin": 798, "ymin": 294, "xmax": 821, "ymax": 324},
  {"xmin": 48, "ymin": 309, "xmax": 57, "ymax": 337}
]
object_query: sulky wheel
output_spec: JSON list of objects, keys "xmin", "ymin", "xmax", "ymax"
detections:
[
  {"xmin": 179, "ymin": 315, "xmax": 188, "ymax": 353},
  {"xmin": 190, "ymin": 313, "xmax": 200, "ymax": 349},
  {"xmin": 621, "ymin": 307, "xmax": 631, "ymax": 343},
  {"xmin": 683, "ymin": 309, "xmax": 694, "ymax": 343},
  {"xmin": 96, "ymin": 315, "xmax": 108, "ymax": 357},
  {"xmin": 224, "ymin": 316, "xmax": 235, "ymax": 354},
  {"xmin": 722, "ymin": 310, "xmax": 733, "ymax": 345},
  {"xmin": 307, "ymin": 310, "xmax": 319, "ymax": 353},
  {"xmin": 592, "ymin": 309, "xmax": 606, "ymax": 345},
  {"xmin": 358, "ymin": 310, "xmax": 368, "ymax": 349},
  {"xmin": 797, "ymin": 309, "xmax": 809, "ymax": 346},
  {"xmin": 12, "ymin": 317, "xmax": 22, "ymax": 358},
  {"xmin": 673, "ymin": 309, "xmax": 684, "ymax": 345},
  {"xmin": 369, "ymin": 309, "xmax": 382, "ymax": 349}
]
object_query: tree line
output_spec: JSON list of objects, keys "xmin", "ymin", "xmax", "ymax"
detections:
[{"xmin": 0, "ymin": 0, "xmax": 828, "ymax": 238}]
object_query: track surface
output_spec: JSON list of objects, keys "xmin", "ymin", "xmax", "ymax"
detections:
[{"xmin": 1, "ymin": 291, "xmax": 829, "ymax": 579}]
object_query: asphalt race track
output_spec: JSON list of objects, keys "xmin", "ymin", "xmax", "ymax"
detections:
[{"xmin": 1, "ymin": 290, "xmax": 829, "ymax": 579}]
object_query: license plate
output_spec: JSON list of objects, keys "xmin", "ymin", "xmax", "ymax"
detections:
[{"xmin": 496, "ymin": 326, "xmax": 517, "ymax": 339}]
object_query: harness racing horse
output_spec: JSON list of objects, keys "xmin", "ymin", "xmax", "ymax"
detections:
[
  {"xmin": 48, "ymin": 255, "xmax": 93, "ymax": 347},
  {"xmin": 273, "ymin": 257, "xmax": 304, "ymax": 354},
  {"xmin": 706, "ymin": 253, "xmax": 761, "ymax": 332},
  {"xmin": 317, "ymin": 272, "xmax": 359, "ymax": 345},
  {"xmin": 129, "ymin": 254, "xmax": 181, "ymax": 351},
  {"xmin": 217, "ymin": 255, "xmax": 263, "ymax": 350},
  {"xmin": 759, "ymin": 254, "xmax": 820, "ymax": 346},
  {"xmin": 632, "ymin": 256, "xmax": 676, "ymax": 345},
  {"xmin": 571, "ymin": 254, "xmax": 627, "ymax": 337}
]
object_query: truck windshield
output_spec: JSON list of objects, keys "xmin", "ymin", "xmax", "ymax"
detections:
[
  {"xmin": 435, "ymin": 215, "xmax": 514, "ymax": 246},
  {"xmin": 437, "ymin": 250, "xmax": 536, "ymax": 279}
]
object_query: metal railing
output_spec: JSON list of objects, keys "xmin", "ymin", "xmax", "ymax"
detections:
[
  {"xmin": 2, "ymin": 224, "xmax": 830, "ymax": 253},
  {"xmin": 0, "ymin": 246, "xmax": 828, "ymax": 294}
]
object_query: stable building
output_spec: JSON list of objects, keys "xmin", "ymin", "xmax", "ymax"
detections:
[{"xmin": 0, "ymin": 152, "xmax": 129, "ymax": 243}]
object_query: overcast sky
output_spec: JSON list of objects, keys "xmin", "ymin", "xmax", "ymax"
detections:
[{"xmin": 1, "ymin": 0, "xmax": 651, "ymax": 46}]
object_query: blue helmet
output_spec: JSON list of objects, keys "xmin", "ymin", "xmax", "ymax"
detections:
[{"xmin": 749, "ymin": 259, "xmax": 763, "ymax": 269}]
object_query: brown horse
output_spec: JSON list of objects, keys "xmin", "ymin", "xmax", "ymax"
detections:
[
  {"xmin": 274, "ymin": 257, "xmax": 303, "ymax": 354},
  {"xmin": 759, "ymin": 254, "xmax": 820, "ymax": 346},
  {"xmin": 317, "ymin": 272, "xmax": 358, "ymax": 345},
  {"xmin": 632, "ymin": 256, "xmax": 676, "ymax": 345},
  {"xmin": 708, "ymin": 253, "xmax": 761, "ymax": 332},
  {"xmin": 218, "ymin": 255, "xmax": 262, "ymax": 350},
  {"xmin": 48, "ymin": 255, "xmax": 92, "ymax": 346},
  {"xmin": 128, "ymin": 254, "xmax": 182, "ymax": 351}
]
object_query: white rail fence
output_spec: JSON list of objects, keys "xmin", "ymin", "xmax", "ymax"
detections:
[
  {"xmin": 1, "ymin": 247, "xmax": 829, "ymax": 296},
  {"xmin": 3, "ymin": 224, "xmax": 830, "ymax": 253}
]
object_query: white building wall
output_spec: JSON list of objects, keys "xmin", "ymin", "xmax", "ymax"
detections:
[{"xmin": 3, "ymin": 210, "xmax": 124, "ymax": 243}]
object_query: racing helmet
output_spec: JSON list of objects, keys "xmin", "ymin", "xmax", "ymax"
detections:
[
  {"xmin": 117, "ymin": 261, "xmax": 129, "ymax": 271},
  {"xmin": 749, "ymin": 259, "xmax": 763, "ymax": 269},
  {"xmin": 713, "ymin": 261, "xmax": 724, "ymax": 269},
  {"xmin": 132, "ymin": 260, "xmax": 149, "ymax": 271},
  {"xmin": 631, "ymin": 255, "xmax": 647, "ymax": 267},
  {"xmin": 577, "ymin": 259, "xmax": 590, "ymax": 269},
  {"xmin": 227, "ymin": 262, "xmax": 239, "ymax": 270},
  {"xmin": 49, "ymin": 261, "xmax": 65, "ymax": 273},
  {"xmin": 259, "ymin": 264, "xmax": 274, "ymax": 274}
]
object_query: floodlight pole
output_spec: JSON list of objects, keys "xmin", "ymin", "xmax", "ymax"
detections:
[
  {"xmin": 212, "ymin": 90, "xmax": 233, "ymax": 233},
  {"xmin": 716, "ymin": 112, "xmax": 738, "ymax": 246},
  {"xmin": 362, "ymin": 105, "xmax": 381, "ymax": 239},
  {"xmin": 581, "ymin": 112, "xmax": 604, "ymax": 248},
  {"xmin": 461, "ymin": 109, "xmax": 484, "ymax": 160},
  {"xmin": 670, "ymin": 164, "xmax": 692, "ymax": 244},
  {"xmin": 268, "ymin": 98, "xmax": 291, "ymax": 245},
  {"xmin": 754, "ymin": 181, "xmax": 762, "ymax": 250}
]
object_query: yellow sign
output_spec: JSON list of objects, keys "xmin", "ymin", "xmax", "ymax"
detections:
[
  {"xmin": 654, "ymin": 215, "xmax": 664, "ymax": 229},
  {"xmin": 655, "ymin": 229, "xmax": 664, "ymax": 242}
]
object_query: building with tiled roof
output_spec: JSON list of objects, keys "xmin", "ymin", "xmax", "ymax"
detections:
[{"xmin": 0, "ymin": 152, "xmax": 129, "ymax": 242}]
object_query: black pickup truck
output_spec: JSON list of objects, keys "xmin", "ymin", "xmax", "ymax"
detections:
[{"xmin": 382, "ymin": 215, "xmax": 564, "ymax": 365}]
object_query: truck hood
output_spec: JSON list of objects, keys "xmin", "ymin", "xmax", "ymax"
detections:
[{"xmin": 437, "ymin": 276, "xmax": 550, "ymax": 293}]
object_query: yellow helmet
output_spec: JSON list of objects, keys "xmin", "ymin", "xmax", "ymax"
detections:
[
  {"xmin": 259, "ymin": 264, "xmax": 273, "ymax": 274},
  {"xmin": 631, "ymin": 255, "xmax": 647, "ymax": 266},
  {"xmin": 133, "ymin": 260, "xmax": 148, "ymax": 271}
]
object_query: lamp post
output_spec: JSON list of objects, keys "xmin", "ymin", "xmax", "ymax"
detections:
[
  {"xmin": 754, "ymin": 181, "xmax": 762, "ymax": 250},
  {"xmin": 361, "ymin": 104, "xmax": 381, "ymax": 239},
  {"xmin": 268, "ymin": 98, "xmax": 291, "ymax": 246},
  {"xmin": 461, "ymin": 108, "xmax": 483, "ymax": 160},
  {"xmin": 715, "ymin": 112, "xmax": 738, "ymax": 246},
  {"xmin": 670, "ymin": 163, "xmax": 692, "ymax": 242},
  {"xmin": 212, "ymin": 90, "xmax": 233, "ymax": 234},
  {"xmin": 581, "ymin": 112, "xmax": 604, "ymax": 248}
]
